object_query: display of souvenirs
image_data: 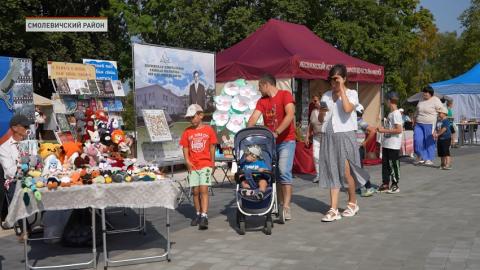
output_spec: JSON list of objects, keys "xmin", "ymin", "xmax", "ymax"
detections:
[
  {"xmin": 87, "ymin": 79, "xmax": 99, "ymax": 95},
  {"xmin": 63, "ymin": 97, "xmax": 78, "ymax": 113},
  {"xmin": 112, "ymin": 80, "xmax": 125, "ymax": 97},
  {"xmin": 55, "ymin": 113, "xmax": 71, "ymax": 132},
  {"xmin": 54, "ymin": 78, "xmax": 71, "ymax": 95}
]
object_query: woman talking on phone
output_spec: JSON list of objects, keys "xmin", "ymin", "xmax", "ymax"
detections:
[{"xmin": 317, "ymin": 64, "xmax": 367, "ymax": 222}]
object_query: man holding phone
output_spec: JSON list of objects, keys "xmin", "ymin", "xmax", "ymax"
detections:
[{"xmin": 247, "ymin": 74, "xmax": 296, "ymax": 222}]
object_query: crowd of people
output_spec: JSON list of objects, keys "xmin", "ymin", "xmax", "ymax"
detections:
[{"xmin": 1, "ymin": 65, "xmax": 457, "ymax": 235}]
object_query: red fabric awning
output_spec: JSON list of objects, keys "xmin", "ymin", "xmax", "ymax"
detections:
[{"xmin": 216, "ymin": 19, "xmax": 384, "ymax": 84}]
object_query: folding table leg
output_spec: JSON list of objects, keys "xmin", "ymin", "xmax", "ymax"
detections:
[{"xmin": 102, "ymin": 209, "xmax": 108, "ymax": 270}]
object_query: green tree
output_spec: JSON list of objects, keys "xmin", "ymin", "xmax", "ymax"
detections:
[
  {"xmin": 458, "ymin": 0, "xmax": 480, "ymax": 70},
  {"xmin": 0, "ymin": 0, "xmax": 131, "ymax": 97},
  {"xmin": 309, "ymin": 0, "xmax": 437, "ymax": 100},
  {"xmin": 122, "ymin": 90, "xmax": 135, "ymax": 130}
]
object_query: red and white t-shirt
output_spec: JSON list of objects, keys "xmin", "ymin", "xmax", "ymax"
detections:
[
  {"xmin": 179, "ymin": 125, "xmax": 218, "ymax": 170},
  {"xmin": 255, "ymin": 90, "xmax": 296, "ymax": 143}
]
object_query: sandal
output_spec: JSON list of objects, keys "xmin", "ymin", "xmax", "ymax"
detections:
[
  {"xmin": 321, "ymin": 208, "xmax": 342, "ymax": 222},
  {"xmin": 342, "ymin": 202, "xmax": 359, "ymax": 217}
]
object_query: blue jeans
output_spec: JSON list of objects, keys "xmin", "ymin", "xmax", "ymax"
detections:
[
  {"xmin": 414, "ymin": 123, "xmax": 436, "ymax": 161},
  {"xmin": 276, "ymin": 140, "xmax": 296, "ymax": 185}
]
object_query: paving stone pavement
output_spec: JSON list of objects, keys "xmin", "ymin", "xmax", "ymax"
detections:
[{"xmin": 1, "ymin": 146, "xmax": 480, "ymax": 270}]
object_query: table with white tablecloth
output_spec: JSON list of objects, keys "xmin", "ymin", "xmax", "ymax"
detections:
[{"xmin": 6, "ymin": 180, "xmax": 179, "ymax": 270}]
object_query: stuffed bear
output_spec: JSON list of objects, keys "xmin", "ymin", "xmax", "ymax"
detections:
[{"xmin": 74, "ymin": 154, "xmax": 90, "ymax": 169}]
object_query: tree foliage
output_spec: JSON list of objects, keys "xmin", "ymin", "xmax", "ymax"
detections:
[
  {"xmin": 1, "ymin": 0, "xmax": 478, "ymax": 107},
  {"xmin": 0, "ymin": 0, "xmax": 130, "ymax": 98}
]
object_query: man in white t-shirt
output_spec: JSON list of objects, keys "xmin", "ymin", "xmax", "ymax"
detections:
[{"xmin": 376, "ymin": 92, "xmax": 403, "ymax": 193}]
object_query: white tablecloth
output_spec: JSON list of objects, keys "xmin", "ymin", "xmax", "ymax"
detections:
[{"xmin": 5, "ymin": 180, "xmax": 179, "ymax": 227}]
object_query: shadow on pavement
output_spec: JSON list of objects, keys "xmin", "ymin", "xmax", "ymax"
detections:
[{"xmin": 292, "ymin": 194, "xmax": 330, "ymax": 214}]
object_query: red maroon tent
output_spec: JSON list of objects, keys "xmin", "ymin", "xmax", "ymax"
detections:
[{"xmin": 216, "ymin": 19, "xmax": 384, "ymax": 84}]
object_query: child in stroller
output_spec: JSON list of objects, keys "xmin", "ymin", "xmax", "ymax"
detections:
[{"xmin": 239, "ymin": 145, "xmax": 269, "ymax": 200}]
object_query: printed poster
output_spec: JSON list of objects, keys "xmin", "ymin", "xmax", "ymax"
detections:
[
  {"xmin": 142, "ymin": 109, "xmax": 172, "ymax": 142},
  {"xmin": 0, "ymin": 56, "xmax": 34, "ymax": 141},
  {"xmin": 133, "ymin": 43, "xmax": 215, "ymax": 162}
]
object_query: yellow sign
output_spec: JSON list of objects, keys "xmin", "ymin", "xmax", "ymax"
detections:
[{"xmin": 48, "ymin": 61, "xmax": 96, "ymax": 80}]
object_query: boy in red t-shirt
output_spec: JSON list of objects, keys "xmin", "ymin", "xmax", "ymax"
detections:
[{"xmin": 180, "ymin": 104, "xmax": 218, "ymax": 230}]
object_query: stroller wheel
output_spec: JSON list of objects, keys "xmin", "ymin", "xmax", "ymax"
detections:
[
  {"xmin": 263, "ymin": 220, "xmax": 272, "ymax": 235},
  {"xmin": 278, "ymin": 204, "xmax": 285, "ymax": 224},
  {"xmin": 236, "ymin": 209, "xmax": 246, "ymax": 235},
  {"xmin": 238, "ymin": 221, "xmax": 246, "ymax": 235}
]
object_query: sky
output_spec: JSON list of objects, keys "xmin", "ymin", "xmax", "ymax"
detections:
[{"xmin": 420, "ymin": 0, "xmax": 471, "ymax": 33}]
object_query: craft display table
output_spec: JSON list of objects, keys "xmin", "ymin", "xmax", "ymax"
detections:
[
  {"xmin": 6, "ymin": 180, "xmax": 179, "ymax": 270},
  {"xmin": 457, "ymin": 122, "xmax": 479, "ymax": 145}
]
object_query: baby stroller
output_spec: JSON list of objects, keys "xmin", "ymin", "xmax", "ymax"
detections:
[{"xmin": 234, "ymin": 127, "xmax": 283, "ymax": 235}]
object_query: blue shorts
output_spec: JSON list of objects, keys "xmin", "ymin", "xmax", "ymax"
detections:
[{"xmin": 276, "ymin": 140, "xmax": 296, "ymax": 185}]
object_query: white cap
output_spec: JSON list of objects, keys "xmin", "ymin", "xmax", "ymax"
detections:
[
  {"xmin": 437, "ymin": 106, "xmax": 448, "ymax": 114},
  {"xmin": 356, "ymin": 104, "xmax": 364, "ymax": 114},
  {"xmin": 399, "ymin": 108, "xmax": 404, "ymax": 113},
  {"xmin": 246, "ymin": 145, "xmax": 262, "ymax": 159},
  {"xmin": 185, "ymin": 104, "xmax": 203, "ymax": 117}
]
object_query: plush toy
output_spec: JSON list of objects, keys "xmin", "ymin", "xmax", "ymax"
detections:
[
  {"xmin": 38, "ymin": 143, "xmax": 61, "ymax": 160},
  {"xmin": 82, "ymin": 142, "xmax": 98, "ymax": 166},
  {"xmin": 28, "ymin": 170, "xmax": 42, "ymax": 178},
  {"xmin": 70, "ymin": 171, "xmax": 82, "ymax": 185},
  {"xmin": 104, "ymin": 175, "xmax": 112, "ymax": 184},
  {"xmin": 87, "ymin": 130, "xmax": 101, "ymax": 144},
  {"xmin": 80, "ymin": 171, "xmax": 93, "ymax": 185},
  {"xmin": 60, "ymin": 176, "xmax": 71, "ymax": 187},
  {"xmin": 47, "ymin": 176, "xmax": 60, "ymax": 190},
  {"xmin": 21, "ymin": 177, "xmax": 42, "ymax": 206},
  {"xmin": 112, "ymin": 171, "xmax": 125, "ymax": 183},
  {"xmin": 111, "ymin": 129, "xmax": 125, "ymax": 145},
  {"xmin": 74, "ymin": 154, "xmax": 90, "ymax": 169},
  {"xmin": 109, "ymin": 151, "xmax": 125, "ymax": 168},
  {"xmin": 42, "ymin": 155, "xmax": 63, "ymax": 177},
  {"xmin": 100, "ymin": 132, "xmax": 112, "ymax": 147},
  {"xmin": 93, "ymin": 175, "xmax": 105, "ymax": 184},
  {"xmin": 95, "ymin": 110, "xmax": 108, "ymax": 123},
  {"xmin": 33, "ymin": 177, "xmax": 46, "ymax": 188},
  {"xmin": 97, "ymin": 121, "xmax": 108, "ymax": 136},
  {"xmin": 108, "ymin": 117, "xmax": 120, "ymax": 133},
  {"xmin": 61, "ymin": 141, "xmax": 83, "ymax": 166}
]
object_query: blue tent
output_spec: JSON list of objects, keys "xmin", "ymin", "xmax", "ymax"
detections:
[{"xmin": 430, "ymin": 64, "xmax": 480, "ymax": 123}]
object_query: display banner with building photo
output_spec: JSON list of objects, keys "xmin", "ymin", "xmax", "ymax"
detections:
[
  {"xmin": 133, "ymin": 43, "xmax": 215, "ymax": 162},
  {"xmin": 0, "ymin": 56, "xmax": 34, "ymax": 141}
]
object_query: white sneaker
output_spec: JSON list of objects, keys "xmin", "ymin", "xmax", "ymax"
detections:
[
  {"xmin": 342, "ymin": 202, "xmax": 359, "ymax": 217},
  {"xmin": 413, "ymin": 160, "xmax": 425, "ymax": 165},
  {"xmin": 321, "ymin": 208, "xmax": 342, "ymax": 222},
  {"xmin": 424, "ymin": 160, "xmax": 434, "ymax": 166}
]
